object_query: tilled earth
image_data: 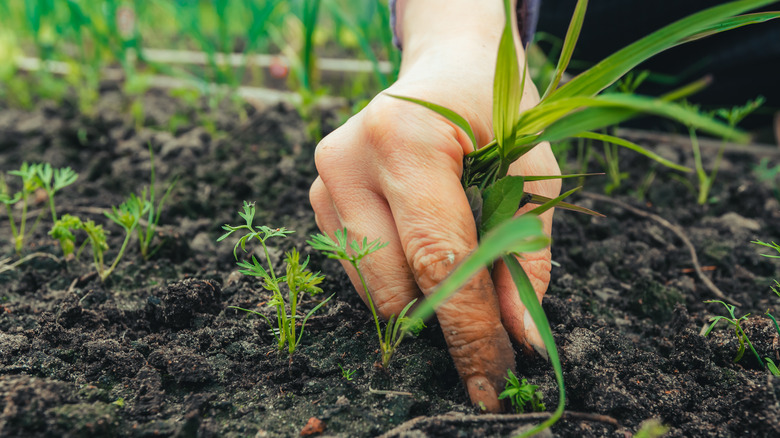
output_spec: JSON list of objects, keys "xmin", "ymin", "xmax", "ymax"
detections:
[{"xmin": 1, "ymin": 87, "xmax": 779, "ymax": 437}]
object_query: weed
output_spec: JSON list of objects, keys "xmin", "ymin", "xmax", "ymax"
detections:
[
  {"xmin": 219, "ymin": 201, "xmax": 333, "ymax": 356},
  {"xmin": 498, "ymin": 370, "xmax": 545, "ymax": 414},
  {"xmin": 308, "ymin": 228, "xmax": 424, "ymax": 368},
  {"xmin": 131, "ymin": 145, "xmax": 177, "ymax": 260},
  {"xmin": 685, "ymin": 96, "xmax": 764, "ymax": 204}
]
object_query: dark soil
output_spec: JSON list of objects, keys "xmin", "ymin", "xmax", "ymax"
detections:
[{"xmin": 1, "ymin": 86, "xmax": 780, "ymax": 437}]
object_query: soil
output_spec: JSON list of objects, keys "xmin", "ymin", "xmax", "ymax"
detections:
[{"xmin": 1, "ymin": 86, "xmax": 780, "ymax": 438}]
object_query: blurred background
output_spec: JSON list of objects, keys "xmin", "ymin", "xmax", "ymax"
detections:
[{"xmin": 0, "ymin": 0, "xmax": 777, "ymax": 143}]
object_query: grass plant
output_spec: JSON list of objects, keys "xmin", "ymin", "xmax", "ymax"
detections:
[
  {"xmin": 219, "ymin": 201, "xmax": 333, "ymax": 356},
  {"xmin": 308, "ymin": 228, "xmax": 424, "ymax": 368},
  {"xmin": 130, "ymin": 145, "xmax": 177, "ymax": 260},
  {"xmin": 685, "ymin": 96, "xmax": 765, "ymax": 204}
]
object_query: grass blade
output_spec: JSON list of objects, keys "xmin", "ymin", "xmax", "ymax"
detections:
[
  {"xmin": 502, "ymin": 255, "xmax": 564, "ymax": 437},
  {"xmin": 541, "ymin": 0, "xmax": 588, "ymax": 100},
  {"xmin": 546, "ymin": 0, "xmax": 779, "ymax": 102},
  {"xmin": 574, "ymin": 131, "xmax": 693, "ymax": 173},
  {"xmin": 493, "ymin": 0, "xmax": 522, "ymax": 171},
  {"xmin": 405, "ymin": 215, "xmax": 549, "ymax": 326}
]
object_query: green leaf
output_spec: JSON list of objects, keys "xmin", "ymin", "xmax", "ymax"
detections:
[
  {"xmin": 386, "ymin": 94, "xmax": 477, "ymax": 150},
  {"xmin": 542, "ymin": 0, "xmax": 588, "ymax": 100},
  {"xmin": 546, "ymin": 0, "xmax": 780, "ymax": 102},
  {"xmin": 493, "ymin": 0, "xmax": 522, "ymax": 169},
  {"xmin": 526, "ymin": 193, "xmax": 604, "ymax": 217},
  {"xmin": 681, "ymin": 12, "xmax": 780, "ymax": 43},
  {"xmin": 526, "ymin": 187, "xmax": 583, "ymax": 217},
  {"xmin": 404, "ymin": 214, "xmax": 549, "ymax": 327},
  {"xmin": 502, "ymin": 255, "xmax": 564, "ymax": 437},
  {"xmin": 480, "ymin": 176, "xmax": 525, "ymax": 236},
  {"xmin": 573, "ymin": 131, "xmax": 692, "ymax": 173}
]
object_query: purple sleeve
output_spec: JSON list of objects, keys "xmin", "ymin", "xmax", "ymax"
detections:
[{"xmin": 389, "ymin": 0, "xmax": 541, "ymax": 49}]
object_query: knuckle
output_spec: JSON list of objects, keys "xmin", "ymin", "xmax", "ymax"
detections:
[{"xmin": 407, "ymin": 236, "xmax": 465, "ymax": 293}]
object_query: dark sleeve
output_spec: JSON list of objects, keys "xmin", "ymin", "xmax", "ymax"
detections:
[{"xmin": 389, "ymin": 0, "xmax": 542, "ymax": 49}]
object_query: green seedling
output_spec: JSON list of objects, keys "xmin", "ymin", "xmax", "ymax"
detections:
[
  {"xmin": 338, "ymin": 364, "xmax": 356, "ymax": 381},
  {"xmin": 703, "ymin": 300, "xmax": 764, "ymax": 366},
  {"xmin": 50, "ymin": 197, "xmax": 140, "ymax": 282},
  {"xmin": 219, "ymin": 201, "xmax": 333, "ymax": 355},
  {"xmin": 132, "ymin": 145, "xmax": 177, "ymax": 260},
  {"xmin": 33, "ymin": 163, "xmax": 78, "ymax": 223},
  {"xmin": 308, "ymin": 228, "xmax": 424, "ymax": 368},
  {"xmin": 753, "ymin": 239, "xmax": 780, "ymax": 373},
  {"xmin": 2, "ymin": 162, "xmax": 76, "ymax": 254},
  {"xmin": 685, "ymin": 96, "xmax": 764, "ymax": 205},
  {"xmin": 498, "ymin": 370, "xmax": 546, "ymax": 414}
]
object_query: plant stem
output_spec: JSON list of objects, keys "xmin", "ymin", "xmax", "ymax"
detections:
[
  {"xmin": 101, "ymin": 227, "xmax": 134, "ymax": 281},
  {"xmin": 352, "ymin": 259, "xmax": 384, "ymax": 353}
]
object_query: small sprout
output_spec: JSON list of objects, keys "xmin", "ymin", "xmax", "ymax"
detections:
[
  {"xmin": 703, "ymin": 300, "xmax": 764, "ymax": 366},
  {"xmin": 33, "ymin": 162, "xmax": 78, "ymax": 222},
  {"xmin": 498, "ymin": 370, "xmax": 546, "ymax": 414},
  {"xmin": 3, "ymin": 163, "xmax": 44, "ymax": 254},
  {"xmin": 308, "ymin": 228, "xmax": 423, "ymax": 368},
  {"xmin": 133, "ymin": 144, "xmax": 178, "ymax": 260},
  {"xmin": 766, "ymin": 358, "xmax": 780, "ymax": 377},
  {"xmin": 220, "ymin": 201, "xmax": 333, "ymax": 355},
  {"xmin": 338, "ymin": 364, "xmax": 356, "ymax": 381},
  {"xmin": 50, "ymin": 196, "xmax": 141, "ymax": 282}
]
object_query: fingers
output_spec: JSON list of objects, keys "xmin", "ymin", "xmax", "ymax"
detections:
[
  {"xmin": 312, "ymin": 128, "xmax": 422, "ymax": 320},
  {"xmin": 493, "ymin": 140, "xmax": 561, "ymax": 353},
  {"xmin": 374, "ymin": 126, "xmax": 515, "ymax": 412}
]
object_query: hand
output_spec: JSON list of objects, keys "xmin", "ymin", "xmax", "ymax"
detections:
[{"xmin": 309, "ymin": 0, "xmax": 561, "ymax": 412}]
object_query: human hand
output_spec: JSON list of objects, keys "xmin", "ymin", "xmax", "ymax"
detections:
[{"xmin": 309, "ymin": 0, "xmax": 561, "ymax": 412}]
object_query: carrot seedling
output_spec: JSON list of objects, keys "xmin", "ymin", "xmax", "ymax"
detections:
[
  {"xmin": 499, "ymin": 370, "xmax": 546, "ymax": 414},
  {"xmin": 2, "ymin": 162, "xmax": 77, "ymax": 254},
  {"xmin": 308, "ymin": 228, "xmax": 424, "ymax": 368},
  {"xmin": 219, "ymin": 201, "xmax": 333, "ymax": 356},
  {"xmin": 50, "ymin": 197, "xmax": 141, "ymax": 282},
  {"xmin": 131, "ymin": 145, "xmax": 177, "ymax": 260}
]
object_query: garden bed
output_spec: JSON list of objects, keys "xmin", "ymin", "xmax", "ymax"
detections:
[{"xmin": 1, "ymin": 86, "xmax": 779, "ymax": 437}]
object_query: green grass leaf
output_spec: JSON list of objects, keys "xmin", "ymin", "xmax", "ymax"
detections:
[
  {"xmin": 542, "ymin": 0, "xmax": 588, "ymax": 100},
  {"xmin": 574, "ymin": 131, "xmax": 693, "ymax": 173},
  {"xmin": 404, "ymin": 214, "xmax": 549, "ymax": 328},
  {"xmin": 546, "ymin": 0, "xmax": 780, "ymax": 102},
  {"xmin": 502, "ymin": 255, "xmax": 564, "ymax": 437},
  {"xmin": 493, "ymin": 0, "xmax": 523, "ymax": 171}
]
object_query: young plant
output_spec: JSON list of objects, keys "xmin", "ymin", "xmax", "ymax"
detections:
[
  {"xmin": 388, "ymin": 0, "xmax": 778, "ymax": 434},
  {"xmin": 132, "ymin": 145, "xmax": 177, "ymax": 260},
  {"xmin": 50, "ymin": 197, "xmax": 141, "ymax": 282},
  {"xmin": 686, "ymin": 96, "xmax": 765, "ymax": 204},
  {"xmin": 33, "ymin": 163, "xmax": 78, "ymax": 222},
  {"xmin": 219, "ymin": 201, "xmax": 333, "ymax": 356},
  {"xmin": 498, "ymin": 370, "xmax": 546, "ymax": 414},
  {"xmin": 702, "ymin": 300, "xmax": 764, "ymax": 366},
  {"xmin": 338, "ymin": 364, "xmax": 357, "ymax": 381},
  {"xmin": 752, "ymin": 239, "xmax": 780, "ymax": 375},
  {"xmin": 308, "ymin": 228, "xmax": 424, "ymax": 368}
]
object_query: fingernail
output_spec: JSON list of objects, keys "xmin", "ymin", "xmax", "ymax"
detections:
[
  {"xmin": 524, "ymin": 308, "xmax": 548, "ymax": 360},
  {"xmin": 465, "ymin": 375, "xmax": 501, "ymax": 413}
]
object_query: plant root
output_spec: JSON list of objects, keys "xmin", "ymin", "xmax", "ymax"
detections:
[{"xmin": 580, "ymin": 192, "xmax": 738, "ymax": 306}]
